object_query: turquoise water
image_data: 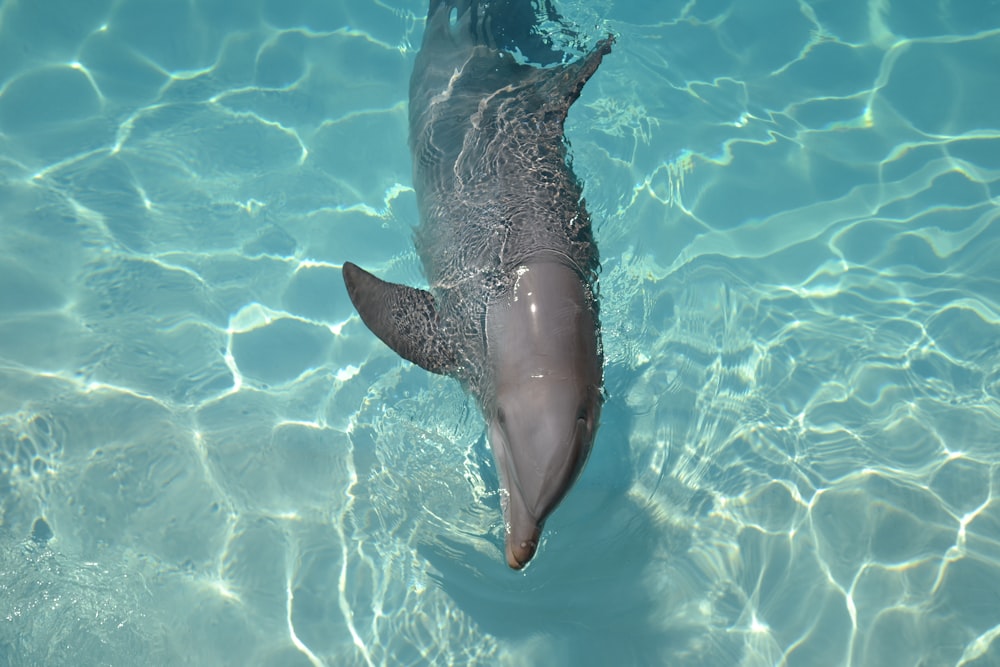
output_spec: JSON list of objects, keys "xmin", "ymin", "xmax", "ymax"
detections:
[{"xmin": 1, "ymin": 0, "xmax": 999, "ymax": 664}]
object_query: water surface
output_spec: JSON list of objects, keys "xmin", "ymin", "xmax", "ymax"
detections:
[{"xmin": 1, "ymin": 0, "xmax": 999, "ymax": 665}]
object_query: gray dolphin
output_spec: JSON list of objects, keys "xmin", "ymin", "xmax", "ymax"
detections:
[{"xmin": 343, "ymin": 0, "xmax": 611, "ymax": 569}]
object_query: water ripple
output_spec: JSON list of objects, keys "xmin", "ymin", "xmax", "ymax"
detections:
[{"xmin": 1, "ymin": 0, "xmax": 999, "ymax": 665}]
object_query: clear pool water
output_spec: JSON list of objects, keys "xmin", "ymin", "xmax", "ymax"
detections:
[{"xmin": 1, "ymin": 0, "xmax": 999, "ymax": 665}]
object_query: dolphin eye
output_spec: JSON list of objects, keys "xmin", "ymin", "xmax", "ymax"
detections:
[
  {"xmin": 577, "ymin": 406, "xmax": 589, "ymax": 422},
  {"xmin": 497, "ymin": 407, "xmax": 507, "ymax": 427}
]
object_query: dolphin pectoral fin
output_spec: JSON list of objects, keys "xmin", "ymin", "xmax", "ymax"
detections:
[{"xmin": 342, "ymin": 262, "xmax": 456, "ymax": 375}]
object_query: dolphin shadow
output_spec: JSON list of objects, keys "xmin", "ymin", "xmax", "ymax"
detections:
[{"xmin": 417, "ymin": 366, "xmax": 723, "ymax": 665}]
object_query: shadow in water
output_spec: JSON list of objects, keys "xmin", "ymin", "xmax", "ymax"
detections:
[{"xmin": 417, "ymin": 364, "xmax": 722, "ymax": 665}]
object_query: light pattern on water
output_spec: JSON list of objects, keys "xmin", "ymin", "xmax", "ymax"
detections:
[{"xmin": 1, "ymin": 0, "xmax": 999, "ymax": 665}]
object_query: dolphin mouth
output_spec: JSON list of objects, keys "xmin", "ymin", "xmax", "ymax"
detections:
[
  {"xmin": 498, "ymin": 445, "xmax": 543, "ymax": 570},
  {"xmin": 494, "ymin": 412, "xmax": 589, "ymax": 570}
]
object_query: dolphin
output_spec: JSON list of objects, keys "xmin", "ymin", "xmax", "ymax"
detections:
[{"xmin": 342, "ymin": 0, "xmax": 611, "ymax": 569}]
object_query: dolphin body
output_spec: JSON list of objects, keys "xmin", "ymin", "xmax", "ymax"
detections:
[{"xmin": 343, "ymin": 0, "xmax": 611, "ymax": 569}]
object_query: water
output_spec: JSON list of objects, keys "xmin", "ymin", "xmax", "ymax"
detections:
[{"xmin": 1, "ymin": 0, "xmax": 999, "ymax": 664}]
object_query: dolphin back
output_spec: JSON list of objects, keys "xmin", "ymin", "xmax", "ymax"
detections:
[
  {"xmin": 345, "ymin": 0, "xmax": 612, "ymax": 383},
  {"xmin": 411, "ymin": 0, "xmax": 612, "ymax": 304}
]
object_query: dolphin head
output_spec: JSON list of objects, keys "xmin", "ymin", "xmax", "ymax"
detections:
[{"xmin": 484, "ymin": 262, "xmax": 603, "ymax": 569}]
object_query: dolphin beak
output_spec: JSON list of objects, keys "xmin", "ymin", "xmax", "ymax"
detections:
[
  {"xmin": 505, "ymin": 524, "xmax": 541, "ymax": 570},
  {"xmin": 490, "ymin": 406, "xmax": 592, "ymax": 570},
  {"xmin": 501, "ymin": 466, "xmax": 545, "ymax": 569}
]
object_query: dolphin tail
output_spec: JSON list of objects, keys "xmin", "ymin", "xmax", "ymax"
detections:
[
  {"xmin": 427, "ymin": 0, "xmax": 576, "ymax": 65},
  {"xmin": 422, "ymin": 0, "xmax": 613, "ymax": 122},
  {"xmin": 342, "ymin": 262, "xmax": 457, "ymax": 375}
]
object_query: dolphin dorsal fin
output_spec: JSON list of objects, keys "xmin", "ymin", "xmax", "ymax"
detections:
[{"xmin": 342, "ymin": 262, "xmax": 457, "ymax": 375}]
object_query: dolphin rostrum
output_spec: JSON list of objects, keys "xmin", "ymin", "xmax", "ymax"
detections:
[{"xmin": 343, "ymin": 0, "xmax": 611, "ymax": 569}]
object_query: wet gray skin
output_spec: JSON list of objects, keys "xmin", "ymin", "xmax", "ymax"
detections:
[
  {"xmin": 486, "ymin": 263, "xmax": 602, "ymax": 567},
  {"xmin": 342, "ymin": 0, "xmax": 611, "ymax": 569}
]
